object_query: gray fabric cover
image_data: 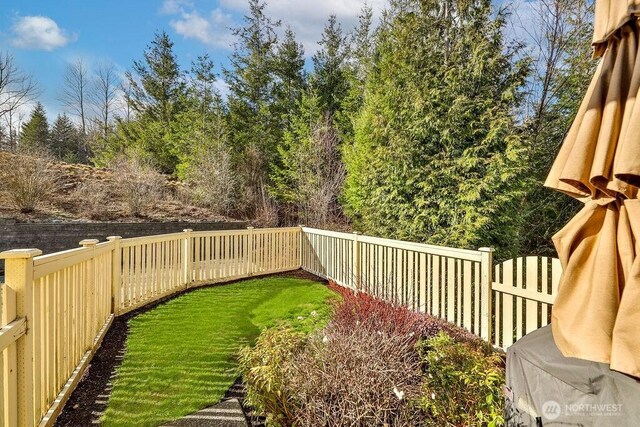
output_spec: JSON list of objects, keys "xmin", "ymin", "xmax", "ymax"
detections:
[{"xmin": 505, "ymin": 325, "xmax": 640, "ymax": 426}]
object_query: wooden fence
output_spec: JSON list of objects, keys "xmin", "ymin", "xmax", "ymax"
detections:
[
  {"xmin": 0, "ymin": 227, "xmax": 300, "ymax": 427},
  {"xmin": 0, "ymin": 225, "xmax": 559, "ymax": 426},
  {"xmin": 300, "ymin": 227, "xmax": 560, "ymax": 349}
]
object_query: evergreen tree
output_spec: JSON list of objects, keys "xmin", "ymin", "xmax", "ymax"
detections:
[
  {"xmin": 49, "ymin": 113, "xmax": 81, "ymax": 162},
  {"xmin": 20, "ymin": 102, "xmax": 49, "ymax": 152},
  {"xmin": 271, "ymin": 89, "xmax": 345, "ymax": 226},
  {"xmin": 344, "ymin": 0, "xmax": 529, "ymax": 257},
  {"xmin": 340, "ymin": 5, "xmax": 376, "ymax": 148},
  {"xmin": 311, "ymin": 15, "xmax": 350, "ymax": 122},
  {"xmin": 176, "ymin": 54, "xmax": 230, "ymax": 180},
  {"xmin": 124, "ymin": 31, "xmax": 186, "ymax": 172},
  {"xmin": 224, "ymin": 0, "xmax": 281, "ymax": 213},
  {"xmin": 273, "ymin": 27, "xmax": 306, "ymax": 133}
]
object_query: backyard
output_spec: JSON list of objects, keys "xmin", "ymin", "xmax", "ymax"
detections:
[
  {"xmin": 52, "ymin": 269, "xmax": 505, "ymax": 427},
  {"xmin": 60, "ymin": 275, "xmax": 336, "ymax": 426},
  {"xmin": 0, "ymin": 0, "xmax": 601, "ymax": 425},
  {"xmin": 1, "ymin": 225, "xmax": 552, "ymax": 427}
]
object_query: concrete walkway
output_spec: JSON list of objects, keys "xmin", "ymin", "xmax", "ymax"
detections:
[{"xmin": 164, "ymin": 398, "xmax": 248, "ymax": 427}]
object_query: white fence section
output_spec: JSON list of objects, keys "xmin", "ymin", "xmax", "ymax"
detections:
[
  {"xmin": 301, "ymin": 227, "xmax": 561, "ymax": 349},
  {"xmin": 0, "ymin": 225, "xmax": 561, "ymax": 426},
  {"xmin": 492, "ymin": 256, "xmax": 561, "ymax": 348},
  {"xmin": 0, "ymin": 227, "xmax": 301, "ymax": 427}
]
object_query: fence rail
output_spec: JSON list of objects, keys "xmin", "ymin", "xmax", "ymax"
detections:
[
  {"xmin": 0, "ymin": 226, "xmax": 560, "ymax": 426},
  {"xmin": 300, "ymin": 227, "xmax": 561, "ymax": 348},
  {"xmin": 0, "ymin": 227, "xmax": 301, "ymax": 427}
]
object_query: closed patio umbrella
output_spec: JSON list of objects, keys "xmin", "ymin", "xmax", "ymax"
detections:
[{"xmin": 545, "ymin": 0, "xmax": 640, "ymax": 378}]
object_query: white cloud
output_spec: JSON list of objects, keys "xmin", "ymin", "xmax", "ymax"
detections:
[
  {"xmin": 10, "ymin": 16, "xmax": 74, "ymax": 51},
  {"xmin": 169, "ymin": 8, "xmax": 235, "ymax": 49},
  {"xmin": 220, "ymin": 0, "xmax": 388, "ymax": 56},
  {"xmin": 162, "ymin": 0, "xmax": 387, "ymax": 56},
  {"xmin": 160, "ymin": 0, "xmax": 193, "ymax": 15},
  {"xmin": 213, "ymin": 78, "xmax": 230, "ymax": 99}
]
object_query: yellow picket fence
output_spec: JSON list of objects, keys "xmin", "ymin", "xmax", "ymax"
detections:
[
  {"xmin": 0, "ymin": 227, "xmax": 300, "ymax": 427},
  {"xmin": 0, "ymin": 225, "xmax": 559, "ymax": 426},
  {"xmin": 300, "ymin": 227, "xmax": 560, "ymax": 348}
]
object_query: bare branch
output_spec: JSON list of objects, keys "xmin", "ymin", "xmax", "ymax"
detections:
[
  {"xmin": 58, "ymin": 59, "xmax": 90, "ymax": 134},
  {"xmin": 0, "ymin": 51, "xmax": 40, "ymax": 125}
]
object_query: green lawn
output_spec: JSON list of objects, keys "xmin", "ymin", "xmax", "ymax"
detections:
[{"xmin": 101, "ymin": 276, "xmax": 336, "ymax": 427}]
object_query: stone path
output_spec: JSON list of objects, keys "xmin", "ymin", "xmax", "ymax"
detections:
[{"xmin": 164, "ymin": 399, "xmax": 248, "ymax": 427}]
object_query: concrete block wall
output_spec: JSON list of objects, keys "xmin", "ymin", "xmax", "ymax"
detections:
[{"xmin": 0, "ymin": 220, "xmax": 247, "ymax": 277}]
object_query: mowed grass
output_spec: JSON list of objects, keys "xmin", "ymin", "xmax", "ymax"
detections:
[{"xmin": 101, "ymin": 276, "xmax": 336, "ymax": 427}]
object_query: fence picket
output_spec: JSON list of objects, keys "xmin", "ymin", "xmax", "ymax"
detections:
[{"xmin": 0, "ymin": 226, "xmax": 563, "ymax": 426}]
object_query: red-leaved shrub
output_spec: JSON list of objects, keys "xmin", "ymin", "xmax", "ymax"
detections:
[
  {"xmin": 240, "ymin": 281, "xmax": 504, "ymax": 426},
  {"xmin": 327, "ymin": 280, "xmax": 484, "ymax": 347}
]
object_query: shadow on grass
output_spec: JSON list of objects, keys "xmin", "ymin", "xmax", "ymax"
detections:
[{"xmin": 91, "ymin": 273, "xmax": 333, "ymax": 427}]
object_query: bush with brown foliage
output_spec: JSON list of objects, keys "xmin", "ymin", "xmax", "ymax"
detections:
[
  {"xmin": 109, "ymin": 155, "xmax": 164, "ymax": 216},
  {"xmin": 0, "ymin": 149, "xmax": 59, "ymax": 213},
  {"xmin": 240, "ymin": 281, "xmax": 504, "ymax": 426},
  {"xmin": 74, "ymin": 179, "xmax": 118, "ymax": 221}
]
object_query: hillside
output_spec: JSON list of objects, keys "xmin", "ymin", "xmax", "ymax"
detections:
[{"xmin": 0, "ymin": 152, "xmax": 240, "ymax": 224}]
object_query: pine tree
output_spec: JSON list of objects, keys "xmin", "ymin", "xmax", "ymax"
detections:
[
  {"xmin": 344, "ymin": 0, "xmax": 529, "ymax": 257},
  {"xmin": 311, "ymin": 15, "xmax": 350, "ymax": 122},
  {"xmin": 176, "ymin": 54, "xmax": 230, "ymax": 181},
  {"xmin": 270, "ymin": 89, "xmax": 344, "ymax": 226},
  {"xmin": 224, "ymin": 0, "xmax": 281, "ymax": 213},
  {"xmin": 19, "ymin": 102, "xmax": 49, "ymax": 152},
  {"xmin": 50, "ymin": 113, "xmax": 81, "ymax": 162},
  {"xmin": 124, "ymin": 31, "xmax": 186, "ymax": 172},
  {"xmin": 273, "ymin": 27, "xmax": 306, "ymax": 134},
  {"xmin": 340, "ymin": 5, "xmax": 375, "ymax": 148}
]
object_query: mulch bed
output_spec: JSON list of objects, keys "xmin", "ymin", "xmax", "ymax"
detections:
[{"xmin": 55, "ymin": 270, "xmax": 324, "ymax": 427}]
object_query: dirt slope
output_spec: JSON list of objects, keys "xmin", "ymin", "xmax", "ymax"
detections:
[{"xmin": 0, "ymin": 152, "xmax": 239, "ymax": 224}]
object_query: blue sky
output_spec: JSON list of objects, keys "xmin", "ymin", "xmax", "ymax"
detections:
[{"xmin": 0, "ymin": 0, "xmax": 532, "ymax": 122}]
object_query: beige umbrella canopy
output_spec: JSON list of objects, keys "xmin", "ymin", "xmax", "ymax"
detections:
[{"xmin": 545, "ymin": 0, "xmax": 640, "ymax": 378}]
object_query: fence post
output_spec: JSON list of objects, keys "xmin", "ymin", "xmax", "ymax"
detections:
[
  {"xmin": 298, "ymin": 225, "xmax": 304, "ymax": 270},
  {"xmin": 183, "ymin": 229, "xmax": 193, "ymax": 287},
  {"xmin": 247, "ymin": 227, "xmax": 254, "ymax": 276},
  {"xmin": 80, "ymin": 239, "xmax": 99, "ymax": 342},
  {"xmin": 107, "ymin": 236, "xmax": 122, "ymax": 316},
  {"xmin": 479, "ymin": 247, "xmax": 494, "ymax": 344},
  {"xmin": 1, "ymin": 248, "xmax": 42, "ymax": 427},
  {"xmin": 353, "ymin": 232, "xmax": 361, "ymax": 292}
]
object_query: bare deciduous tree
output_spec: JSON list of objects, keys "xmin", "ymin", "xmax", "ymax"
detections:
[
  {"xmin": 513, "ymin": 0, "xmax": 594, "ymax": 130},
  {"xmin": 0, "ymin": 51, "xmax": 40, "ymax": 150},
  {"xmin": 91, "ymin": 62, "xmax": 120, "ymax": 142},
  {"xmin": 59, "ymin": 59, "xmax": 89, "ymax": 135},
  {"xmin": 186, "ymin": 140, "xmax": 237, "ymax": 216},
  {"xmin": 296, "ymin": 116, "xmax": 346, "ymax": 227}
]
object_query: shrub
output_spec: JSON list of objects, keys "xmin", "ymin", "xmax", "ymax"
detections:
[
  {"xmin": 416, "ymin": 332, "xmax": 505, "ymax": 427},
  {"xmin": 0, "ymin": 149, "xmax": 58, "ymax": 213},
  {"xmin": 74, "ymin": 179, "xmax": 117, "ymax": 220},
  {"xmin": 109, "ymin": 155, "xmax": 164, "ymax": 216},
  {"xmin": 327, "ymin": 280, "xmax": 482, "ymax": 345},
  {"xmin": 238, "ymin": 325, "xmax": 306, "ymax": 427},
  {"xmin": 288, "ymin": 323, "xmax": 424, "ymax": 426},
  {"xmin": 241, "ymin": 283, "xmax": 505, "ymax": 426}
]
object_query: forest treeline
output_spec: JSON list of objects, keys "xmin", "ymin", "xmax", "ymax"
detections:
[{"xmin": 0, "ymin": 0, "xmax": 594, "ymax": 258}]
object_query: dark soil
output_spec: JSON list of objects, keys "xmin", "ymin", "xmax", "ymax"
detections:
[{"xmin": 55, "ymin": 270, "xmax": 325, "ymax": 427}]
